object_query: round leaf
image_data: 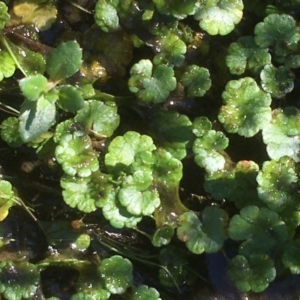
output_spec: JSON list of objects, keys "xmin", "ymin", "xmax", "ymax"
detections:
[
  {"xmin": 282, "ymin": 239, "xmax": 300, "ymax": 275},
  {"xmin": 98, "ymin": 255, "xmax": 133, "ymax": 294},
  {"xmin": 228, "ymin": 205, "xmax": 288, "ymax": 256},
  {"xmin": 177, "ymin": 208, "xmax": 228, "ymax": 254},
  {"xmin": 19, "ymin": 74, "xmax": 48, "ymax": 101},
  {"xmin": 94, "ymin": 0, "xmax": 120, "ymax": 32},
  {"xmin": 228, "ymin": 255, "xmax": 276, "ymax": 293},
  {"xmin": 219, "ymin": 77, "xmax": 272, "ymax": 137},
  {"xmin": 180, "ymin": 65, "xmax": 211, "ymax": 97},
  {"xmin": 256, "ymin": 157, "xmax": 299, "ymax": 212},
  {"xmin": 262, "ymin": 107, "xmax": 300, "ymax": 162},
  {"xmin": 46, "ymin": 41, "xmax": 82, "ymax": 81},
  {"xmin": 260, "ymin": 64, "xmax": 294, "ymax": 98},
  {"xmin": 153, "ymin": 33, "xmax": 187, "ymax": 67},
  {"xmin": 55, "ymin": 134, "xmax": 99, "ymax": 177},
  {"xmin": 75, "ymin": 100, "xmax": 120, "ymax": 137},
  {"xmin": 254, "ymin": 14, "xmax": 300, "ymax": 58},
  {"xmin": 194, "ymin": 0, "xmax": 244, "ymax": 36},
  {"xmin": 61, "ymin": 172, "xmax": 114, "ymax": 213},
  {"xmin": 128, "ymin": 59, "xmax": 176, "ymax": 103},
  {"xmin": 132, "ymin": 285, "xmax": 161, "ymax": 300},
  {"xmin": 0, "ymin": 117, "xmax": 23, "ymax": 148},
  {"xmin": 57, "ymin": 85, "xmax": 85, "ymax": 112}
]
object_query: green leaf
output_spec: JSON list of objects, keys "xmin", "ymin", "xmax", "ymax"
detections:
[
  {"xmin": 226, "ymin": 36, "xmax": 271, "ymax": 75},
  {"xmin": 98, "ymin": 255, "xmax": 133, "ymax": 294},
  {"xmin": 132, "ymin": 285, "xmax": 161, "ymax": 300},
  {"xmin": 153, "ymin": 33, "xmax": 187, "ymax": 67},
  {"xmin": 0, "ymin": 2, "xmax": 10, "ymax": 29},
  {"xmin": 180, "ymin": 65, "xmax": 211, "ymax": 97},
  {"xmin": 152, "ymin": 0, "xmax": 198, "ymax": 19},
  {"xmin": 177, "ymin": 208, "xmax": 228, "ymax": 254},
  {"xmin": 75, "ymin": 100, "xmax": 120, "ymax": 137},
  {"xmin": 19, "ymin": 96, "xmax": 56, "ymax": 142},
  {"xmin": 254, "ymin": 14, "xmax": 300, "ymax": 58},
  {"xmin": 46, "ymin": 41, "xmax": 82, "ymax": 81},
  {"xmin": 118, "ymin": 170, "xmax": 160, "ymax": 216},
  {"xmin": 0, "ymin": 261, "xmax": 40, "ymax": 300},
  {"xmin": 0, "ymin": 51, "xmax": 16, "ymax": 81},
  {"xmin": 61, "ymin": 171, "xmax": 113, "ymax": 213},
  {"xmin": 0, "ymin": 117, "xmax": 23, "ymax": 148},
  {"xmin": 228, "ymin": 255, "xmax": 276, "ymax": 293},
  {"xmin": 256, "ymin": 157, "xmax": 299, "ymax": 212},
  {"xmin": 0, "ymin": 180, "xmax": 16, "ymax": 222},
  {"xmin": 260, "ymin": 64, "xmax": 294, "ymax": 98},
  {"xmin": 152, "ymin": 225, "xmax": 174, "ymax": 247},
  {"xmin": 94, "ymin": 0, "xmax": 120, "ymax": 32},
  {"xmin": 282, "ymin": 239, "xmax": 300, "ymax": 274},
  {"xmin": 128, "ymin": 59, "xmax": 176, "ymax": 103},
  {"xmin": 55, "ymin": 134, "xmax": 99, "ymax": 177},
  {"xmin": 19, "ymin": 74, "xmax": 48, "ymax": 101},
  {"xmin": 219, "ymin": 77, "xmax": 272, "ymax": 137},
  {"xmin": 150, "ymin": 111, "xmax": 194, "ymax": 160},
  {"xmin": 262, "ymin": 107, "xmax": 300, "ymax": 162},
  {"xmin": 105, "ymin": 131, "xmax": 156, "ymax": 176},
  {"xmin": 57, "ymin": 85, "xmax": 85, "ymax": 112},
  {"xmin": 228, "ymin": 205, "xmax": 288, "ymax": 256},
  {"xmin": 193, "ymin": 117, "xmax": 229, "ymax": 173},
  {"xmin": 194, "ymin": 0, "xmax": 244, "ymax": 36}
]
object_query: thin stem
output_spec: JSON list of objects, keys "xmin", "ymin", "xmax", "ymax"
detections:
[
  {"xmin": 66, "ymin": 0, "xmax": 93, "ymax": 14},
  {"xmin": 0, "ymin": 102, "xmax": 20, "ymax": 115}
]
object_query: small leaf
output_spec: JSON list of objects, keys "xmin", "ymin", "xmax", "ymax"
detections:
[
  {"xmin": 228, "ymin": 205, "xmax": 288, "ymax": 256},
  {"xmin": 19, "ymin": 96, "xmax": 56, "ymax": 142},
  {"xmin": 226, "ymin": 36, "xmax": 271, "ymax": 75},
  {"xmin": 75, "ymin": 100, "xmax": 120, "ymax": 137},
  {"xmin": 180, "ymin": 65, "xmax": 211, "ymax": 97},
  {"xmin": 0, "ymin": 117, "xmax": 23, "ymax": 148},
  {"xmin": 152, "ymin": 0, "xmax": 198, "ymax": 19},
  {"xmin": 194, "ymin": 0, "xmax": 244, "ymax": 35},
  {"xmin": 177, "ymin": 208, "xmax": 228, "ymax": 254},
  {"xmin": 260, "ymin": 64, "xmax": 294, "ymax": 98},
  {"xmin": 94, "ymin": 0, "xmax": 120, "ymax": 32},
  {"xmin": 61, "ymin": 171, "xmax": 113, "ymax": 213},
  {"xmin": 55, "ymin": 134, "xmax": 99, "ymax": 177},
  {"xmin": 153, "ymin": 33, "xmax": 187, "ymax": 67},
  {"xmin": 228, "ymin": 255, "xmax": 276, "ymax": 293},
  {"xmin": 152, "ymin": 226, "xmax": 174, "ymax": 247},
  {"xmin": 282, "ymin": 239, "xmax": 300, "ymax": 275},
  {"xmin": 57, "ymin": 85, "xmax": 85, "ymax": 112},
  {"xmin": 19, "ymin": 74, "xmax": 48, "ymax": 101},
  {"xmin": 132, "ymin": 285, "xmax": 161, "ymax": 300},
  {"xmin": 128, "ymin": 59, "xmax": 176, "ymax": 103},
  {"xmin": 98, "ymin": 255, "xmax": 133, "ymax": 294},
  {"xmin": 46, "ymin": 41, "xmax": 82, "ymax": 81},
  {"xmin": 219, "ymin": 77, "xmax": 272, "ymax": 137},
  {"xmin": 0, "ymin": 180, "xmax": 16, "ymax": 222},
  {"xmin": 262, "ymin": 107, "xmax": 300, "ymax": 162},
  {"xmin": 256, "ymin": 157, "xmax": 299, "ymax": 212},
  {"xmin": 0, "ymin": 2, "xmax": 10, "ymax": 29},
  {"xmin": 0, "ymin": 51, "xmax": 16, "ymax": 81}
]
